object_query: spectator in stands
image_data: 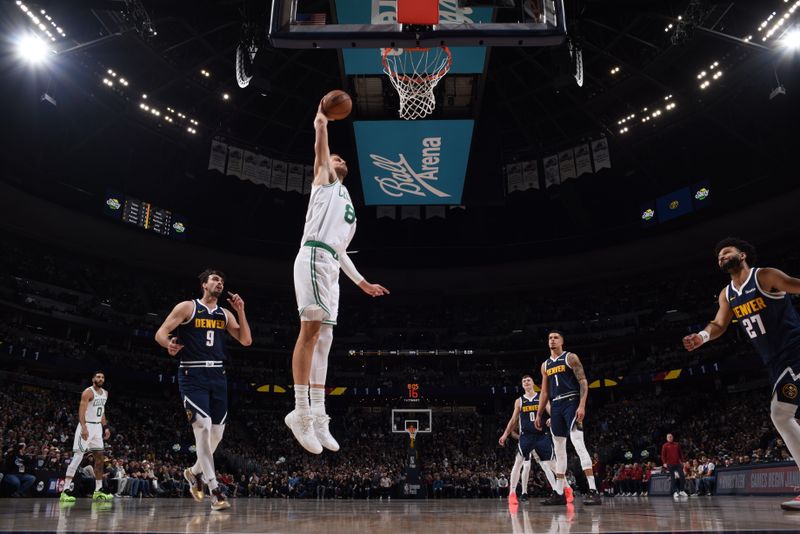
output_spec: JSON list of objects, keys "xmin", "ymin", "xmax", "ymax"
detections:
[
  {"xmin": 661, "ymin": 433, "xmax": 687, "ymax": 498},
  {"xmin": 697, "ymin": 457, "xmax": 716, "ymax": 496},
  {"xmin": 2, "ymin": 443, "xmax": 36, "ymax": 497}
]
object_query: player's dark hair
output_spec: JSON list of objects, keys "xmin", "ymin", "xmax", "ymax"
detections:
[
  {"xmin": 548, "ymin": 329, "xmax": 565, "ymax": 341},
  {"xmin": 198, "ymin": 269, "xmax": 226, "ymax": 291},
  {"xmin": 715, "ymin": 238, "xmax": 757, "ymax": 266},
  {"xmin": 521, "ymin": 374, "xmax": 533, "ymax": 380},
  {"xmin": 93, "ymin": 370, "xmax": 104, "ymax": 378}
]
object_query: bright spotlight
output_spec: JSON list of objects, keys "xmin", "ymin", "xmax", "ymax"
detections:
[
  {"xmin": 783, "ymin": 29, "xmax": 800, "ymax": 49},
  {"xmin": 16, "ymin": 34, "xmax": 49, "ymax": 64}
]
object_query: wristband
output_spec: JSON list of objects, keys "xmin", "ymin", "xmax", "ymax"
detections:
[{"xmin": 697, "ymin": 330, "xmax": 710, "ymax": 344}]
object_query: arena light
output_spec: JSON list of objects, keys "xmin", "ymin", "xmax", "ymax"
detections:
[
  {"xmin": 15, "ymin": 34, "xmax": 50, "ymax": 64},
  {"xmin": 222, "ymin": 92, "xmax": 230, "ymax": 101},
  {"xmin": 17, "ymin": 0, "xmax": 66, "ymax": 41},
  {"xmin": 783, "ymin": 28, "xmax": 800, "ymax": 49},
  {"xmin": 610, "ymin": 66, "xmax": 621, "ymax": 75}
]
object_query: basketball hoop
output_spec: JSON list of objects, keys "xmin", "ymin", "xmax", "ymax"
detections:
[
  {"xmin": 407, "ymin": 425, "xmax": 418, "ymax": 448},
  {"xmin": 382, "ymin": 47, "xmax": 452, "ymax": 120}
]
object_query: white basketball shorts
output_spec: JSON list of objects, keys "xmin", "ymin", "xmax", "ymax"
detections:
[{"xmin": 294, "ymin": 245, "xmax": 339, "ymax": 325}]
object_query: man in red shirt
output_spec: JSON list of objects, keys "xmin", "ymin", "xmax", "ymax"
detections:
[
  {"xmin": 630, "ymin": 463, "xmax": 644, "ymax": 496},
  {"xmin": 661, "ymin": 433, "xmax": 687, "ymax": 498}
]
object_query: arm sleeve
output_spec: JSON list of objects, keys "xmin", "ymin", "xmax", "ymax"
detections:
[{"xmin": 339, "ymin": 252, "xmax": 365, "ymax": 286}]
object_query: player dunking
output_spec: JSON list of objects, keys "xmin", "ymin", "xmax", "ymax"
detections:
[
  {"xmin": 60, "ymin": 371, "xmax": 113, "ymax": 502},
  {"xmin": 285, "ymin": 101, "xmax": 389, "ymax": 454},
  {"xmin": 155, "ymin": 269, "xmax": 251, "ymax": 511},
  {"xmin": 499, "ymin": 375, "xmax": 562, "ymax": 504},
  {"xmin": 683, "ymin": 238, "xmax": 800, "ymax": 511},
  {"xmin": 535, "ymin": 331, "xmax": 602, "ymax": 505}
]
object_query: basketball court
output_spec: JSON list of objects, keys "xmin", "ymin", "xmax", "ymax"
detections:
[{"xmin": 1, "ymin": 497, "xmax": 799, "ymax": 533}]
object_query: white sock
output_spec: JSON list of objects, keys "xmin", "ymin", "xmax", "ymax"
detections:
[
  {"xmin": 510, "ymin": 455, "xmax": 523, "ymax": 494},
  {"xmin": 192, "ymin": 424, "xmax": 225, "ymax": 476},
  {"xmin": 540, "ymin": 460, "xmax": 558, "ymax": 490},
  {"xmin": 63, "ymin": 476, "xmax": 73, "ymax": 491},
  {"xmin": 521, "ymin": 461, "xmax": 531, "ymax": 494},
  {"xmin": 555, "ymin": 477, "xmax": 565, "ymax": 495},
  {"xmin": 310, "ymin": 387, "xmax": 325, "ymax": 416},
  {"xmin": 294, "ymin": 384, "xmax": 310, "ymax": 412},
  {"xmin": 95, "ymin": 479, "xmax": 102, "ymax": 491},
  {"xmin": 192, "ymin": 418, "xmax": 218, "ymax": 491},
  {"xmin": 587, "ymin": 475, "xmax": 597, "ymax": 491}
]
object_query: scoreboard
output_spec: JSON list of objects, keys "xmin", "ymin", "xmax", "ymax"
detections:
[{"xmin": 104, "ymin": 191, "xmax": 188, "ymax": 240}]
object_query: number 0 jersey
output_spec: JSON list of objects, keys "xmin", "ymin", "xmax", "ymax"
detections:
[
  {"xmin": 300, "ymin": 179, "xmax": 357, "ymax": 255},
  {"xmin": 84, "ymin": 387, "xmax": 107, "ymax": 423},
  {"xmin": 519, "ymin": 392, "xmax": 548, "ymax": 436},
  {"xmin": 726, "ymin": 268, "xmax": 800, "ymax": 385},
  {"xmin": 175, "ymin": 299, "xmax": 228, "ymax": 363}
]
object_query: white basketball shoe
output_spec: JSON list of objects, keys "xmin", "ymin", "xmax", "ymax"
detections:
[
  {"xmin": 285, "ymin": 409, "xmax": 323, "ymax": 454},
  {"xmin": 313, "ymin": 413, "xmax": 340, "ymax": 452}
]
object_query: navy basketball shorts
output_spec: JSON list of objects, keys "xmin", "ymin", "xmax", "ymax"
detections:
[
  {"xmin": 518, "ymin": 432, "xmax": 554, "ymax": 462},
  {"xmin": 772, "ymin": 358, "xmax": 800, "ymax": 417},
  {"xmin": 550, "ymin": 396, "xmax": 581, "ymax": 438},
  {"xmin": 178, "ymin": 367, "xmax": 228, "ymax": 425}
]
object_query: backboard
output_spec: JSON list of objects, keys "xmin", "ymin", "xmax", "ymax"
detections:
[
  {"xmin": 391, "ymin": 408, "xmax": 432, "ymax": 434},
  {"xmin": 269, "ymin": 0, "xmax": 567, "ymax": 49}
]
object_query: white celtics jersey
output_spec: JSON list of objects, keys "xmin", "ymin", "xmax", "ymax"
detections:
[
  {"xmin": 84, "ymin": 387, "xmax": 107, "ymax": 423},
  {"xmin": 300, "ymin": 179, "xmax": 357, "ymax": 255}
]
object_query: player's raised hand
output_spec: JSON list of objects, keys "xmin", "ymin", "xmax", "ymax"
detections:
[
  {"xmin": 167, "ymin": 337, "xmax": 184, "ymax": 357},
  {"xmin": 227, "ymin": 292, "xmax": 246, "ymax": 313},
  {"xmin": 682, "ymin": 333, "xmax": 703, "ymax": 352},
  {"xmin": 358, "ymin": 280, "xmax": 390, "ymax": 298}
]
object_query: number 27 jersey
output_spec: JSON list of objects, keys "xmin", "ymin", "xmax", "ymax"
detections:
[
  {"xmin": 176, "ymin": 300, "xmax": 228, "ymax": 362},
  {"xmin": 727, "ymin": 267, "xmax": 800, "ymax": 384}
]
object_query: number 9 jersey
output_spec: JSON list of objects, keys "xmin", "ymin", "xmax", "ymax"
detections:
[{"xmin": 175, "ymin": 299, "xmax": 228, "ymax": 363}]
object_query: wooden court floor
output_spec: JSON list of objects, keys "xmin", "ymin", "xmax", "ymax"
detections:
[{"xmin": 1, "ymin": 496, "xmax": 799, "ymax": 533}]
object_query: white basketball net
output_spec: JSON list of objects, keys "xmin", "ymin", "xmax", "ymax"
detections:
[{"xmin": 382, "ymin": 47, "xmax": 452, "ymax": 120}]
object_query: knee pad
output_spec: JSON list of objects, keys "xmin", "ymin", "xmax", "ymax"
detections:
[
  {"xmin": 310, "ymin": 325, "xmax": 333, "ymax": 384},
  {"xmin": 569, "ymin": 429, "xmax": 593, "ymax": 470},
  {"xmin": 192, "ymin": 416, "xmax": 211, "ymax": 432},
  {"xmin": 553, "ymin": 436, "xmax": 568, "ymax": 474}
]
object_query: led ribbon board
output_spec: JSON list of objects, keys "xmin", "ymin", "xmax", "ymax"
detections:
[
  {"xmin": 354, "ymin": 120, "xmax": 474, "ymax": 205},
  {"xmin": 335, "ymin": 1, "xmax": 493, "ymax": 74}
]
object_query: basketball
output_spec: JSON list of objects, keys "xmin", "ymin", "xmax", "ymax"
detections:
[{"xmin": 321, "ymin": 90, "xmax": 352, "ymax": 120}]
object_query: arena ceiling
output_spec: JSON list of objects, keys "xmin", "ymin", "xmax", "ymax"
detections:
[{"xmin": 1, "ymin": 0, "xmax": 799, "ymax": 265}]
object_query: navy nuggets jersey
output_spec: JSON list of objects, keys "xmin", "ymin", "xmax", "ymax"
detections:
[
  {"xmin": 176, "ymin": 300, "xmax": 228, "ymax": 362},
  {"xmin": 520, "ymin": 393, "xmax": 547, "ymax": 435},
  {"xmin": 727, "ymin": 268, "xmax": 800, "ymax": 384},
  {"xmin": 545, "ymin": 352, "xmax": 579, "ymax": 398}
]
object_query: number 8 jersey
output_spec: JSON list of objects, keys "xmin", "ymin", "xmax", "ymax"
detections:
[
  {"xmin": 727, "ymin": 267, "xmax": 800, "ymax": 386},
  {"xmin": 300, "ymin": 179, "xmax": 357, "ymax": 256},
  {"xmin": 176, "ymin": 299, "xmax": 228, "ymax": 363}
]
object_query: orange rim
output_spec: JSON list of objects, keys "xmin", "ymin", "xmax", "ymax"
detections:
[{"xmin": 382, "ymin": 46, "xmax": 452, "ymax": 84}]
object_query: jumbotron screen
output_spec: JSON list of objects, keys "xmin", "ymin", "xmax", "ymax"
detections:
[{"xmin": 103, "ymin": 191, "xmax": 188, "ymax": 240}]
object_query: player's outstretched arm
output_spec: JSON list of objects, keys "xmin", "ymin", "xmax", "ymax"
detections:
[
  {"xmin": 154, "ymin": 301, "xmax": 193, "ymax": 356},
  {"xmin": 682, "ymin": 288, "xmax": 733, "ymax": 351},
  {"xmin": 758, "ymin": 267, "xmax": 800, "ymax": 295},
  {"xmin": 313, "ymin": 105, "xmax": 333, "ymax": 186},
  {"xmin": 340, "ymin": 252, "xmax": 390, "ymax": 297},
  {"xmin": 567, "ymin": 353, "xmax": 589, "ymax": 423},
  {"xmin": 499, "ymin": 398, "xmax": 521, "ymax": 446},
  {"xmin": 225, "ymin": 292, "xmax": 252, "ymax": 346},
  {"xmin": 534, "ymin": 362, "xmax": 549, "ymax": 430}
]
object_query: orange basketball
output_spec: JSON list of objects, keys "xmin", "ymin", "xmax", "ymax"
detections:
[{"xmin": 321, "ymin": 90, "xmax": 352, "ymax": 120}]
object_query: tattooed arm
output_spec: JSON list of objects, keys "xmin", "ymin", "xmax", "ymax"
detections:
[{"xmin": 567, "ymin": 352, "xmax": 589, "ymax": 423}]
